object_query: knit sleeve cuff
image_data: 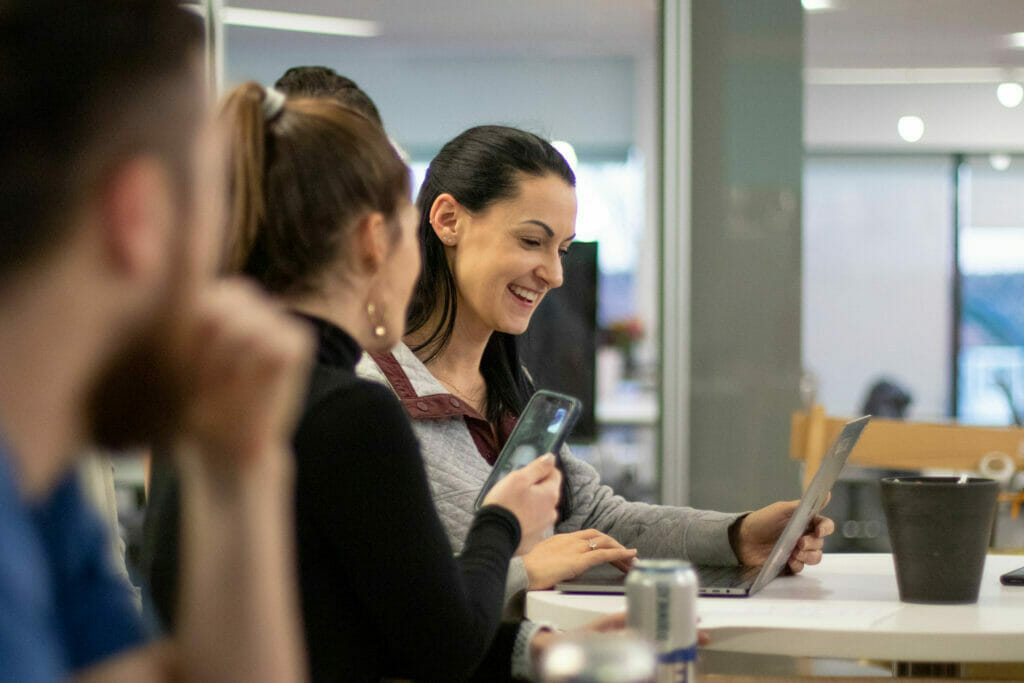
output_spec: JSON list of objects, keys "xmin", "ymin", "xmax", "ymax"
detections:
[
  {"xmin": 683, "ymin": 510, "xmax": 748, "ymax": 565},
  {"xmin": 475, "ymin": 504, "xmax": 522, "ymax": 550},
  {"xmin": 511, "ymin": 619, "xmax": 559, "ymax": 681}
]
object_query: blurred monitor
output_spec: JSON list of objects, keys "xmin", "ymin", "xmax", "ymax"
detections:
[{"xmin": 518, "ymin": 242, "xmax": 598, "ymax": 440}]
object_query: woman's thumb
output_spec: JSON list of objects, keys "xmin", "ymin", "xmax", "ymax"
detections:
[{"xmin": 522, "ymin": 452, "xmax": 557, "ymax": 479}]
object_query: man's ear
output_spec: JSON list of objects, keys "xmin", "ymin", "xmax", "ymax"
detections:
[
  {"xmin": 429, "ymin": 193, "xmax": 462, "ymax": 246},
  {"xmin": 353, "ymin": 211, "xmax": 389, "ymax": 273},
  {"xmin": 99, "ymin": 157, "xmax": 174, "ymax": 279}
]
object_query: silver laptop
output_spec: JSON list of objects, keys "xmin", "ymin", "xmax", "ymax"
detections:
[{"xmin": 555, "ymin": 415, "xmax": 871, "ymax": 598}]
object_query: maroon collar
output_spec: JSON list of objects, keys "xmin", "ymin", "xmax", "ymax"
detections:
[{"xmin": 369, "ymin": 350, "xmax": 516, "ymax": 465}]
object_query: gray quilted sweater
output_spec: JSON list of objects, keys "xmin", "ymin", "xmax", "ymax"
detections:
[{"xmin": 356, "ymin": 343, "xmax": 743, "ymax": 609}]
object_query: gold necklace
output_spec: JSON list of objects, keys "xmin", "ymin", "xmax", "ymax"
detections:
[{"xmin": 433, "ymin": 372, "xmax": 487, "ymax": 411}]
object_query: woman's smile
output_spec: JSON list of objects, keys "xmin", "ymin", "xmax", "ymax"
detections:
[{"xmin": 508, "ymin": 283, "xmax": 543, "ymax": 306}]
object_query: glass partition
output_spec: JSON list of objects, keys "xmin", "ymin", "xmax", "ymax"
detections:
[{"xmin": 957, "ymin": 154, "xmax": 1024, "ymax": 425}]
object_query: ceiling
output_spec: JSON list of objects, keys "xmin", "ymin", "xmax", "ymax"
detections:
[
  {"xmin": 226, "ymin": 1, "xmax": 1024, "ymax": 68},
  {"xmin": 805, "ymin": 0, "xmax": 1024, "ymax": 70},
  {"xmin": 230, "ymin": 0, "xmax": 658, "ymax": 57}
]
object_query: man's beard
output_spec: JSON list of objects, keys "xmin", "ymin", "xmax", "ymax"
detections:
[{"xmin": 86, "ymin": 305, "xmax": 192, "ymax": 453}]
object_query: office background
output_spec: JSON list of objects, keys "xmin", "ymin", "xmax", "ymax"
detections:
[{"xmin": 161, "ymin": 0, "xmax": 1024, "ymax": 518}]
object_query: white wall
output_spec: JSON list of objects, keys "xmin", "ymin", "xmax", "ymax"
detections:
[
  {"xmin": 802, "ymin": 155, "xmax": 954, "ymax": 419},
  {"xmin": 225, "ymin": 31, "xmax": 637, "ymax": 156}
]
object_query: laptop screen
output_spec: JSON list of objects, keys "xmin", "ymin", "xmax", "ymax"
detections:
[{"xmin": 747, "ymin": 415, "xmax": 871, "ymax": 594}]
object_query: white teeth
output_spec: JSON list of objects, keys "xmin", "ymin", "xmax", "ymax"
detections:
[{"xmin": 509, "ymin": 284, "xmax": 538, "ymax": 303}]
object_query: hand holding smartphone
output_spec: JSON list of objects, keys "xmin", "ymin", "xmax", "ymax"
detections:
[{"xmin": 474, "ymin": 390, "xmax": 581, "ymax": 510}]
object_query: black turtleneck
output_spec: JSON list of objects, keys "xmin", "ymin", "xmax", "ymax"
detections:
[
  {"xmin": 291, "ymin": 313, "xmax": 523, "ymax": 682},
  {"xmin": 142, "ymin": 313, "xmax": 523, "ymax": 683}
]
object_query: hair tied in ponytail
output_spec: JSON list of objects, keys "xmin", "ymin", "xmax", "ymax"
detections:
[{"xmin": 261, "ymin": 87, "xmax": 286, "ymax": 123}]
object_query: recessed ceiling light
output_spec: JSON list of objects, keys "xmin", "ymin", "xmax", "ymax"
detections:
[
  {"xmin": 997, "ymin": 82, "xmax": 1024, "ymax": 108},
  {"xmin": 222, "ymin": 8, "xmax": 379, "ymax": 37},
  {"xmin": 801, "ymin": 0, "xmax": 836, "ymax": 10},
  {"xmin": 1007, "ymin": 32, "xmax": 1024, "ymax": 49},
  {"xmin": 897, "ymin": 116, "xmax": 924, "ymax": 143},
  {"xmin": 990, "ymin": 154, "xmax": 1012, "ymax": 171}
]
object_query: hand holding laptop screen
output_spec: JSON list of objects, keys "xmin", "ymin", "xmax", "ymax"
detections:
[
  {"xmin": 556, "ymin": 416, "xmax": 870, "ymax": 596},
  {"xmin": 731, "ymin": 497, "xmax": 835, "ymax": 574}
]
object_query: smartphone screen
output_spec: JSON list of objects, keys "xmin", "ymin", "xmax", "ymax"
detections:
[{"xmin": 474, "ymin": 390, "xmax": 581, "ymax": 509}]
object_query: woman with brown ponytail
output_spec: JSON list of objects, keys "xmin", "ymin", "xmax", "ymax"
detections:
[{"xmin": 144, "ymin": 82, "xmax": 619, "ymax": 682}]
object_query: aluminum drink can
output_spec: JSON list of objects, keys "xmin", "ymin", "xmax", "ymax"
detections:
[{"xmin": 625, "ymin": 559, "xmax": 698, "ymax": 683}]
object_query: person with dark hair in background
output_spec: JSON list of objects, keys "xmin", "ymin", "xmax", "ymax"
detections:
[
  {"xmin": 0, "ymin": 1, "xmax": 310, "ymax": 681},
  {"xmin": 358, "ymin": 125, "xmax": 836, "ymax": 611},
  {"xmin": 275, "ymin": 65, "xmax": 383, "ymax": 126}
]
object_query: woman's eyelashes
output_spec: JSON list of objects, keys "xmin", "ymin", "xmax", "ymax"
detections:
[{"xmin": 517, "ymin": 234, "xmax": 572, "ymax": 257}]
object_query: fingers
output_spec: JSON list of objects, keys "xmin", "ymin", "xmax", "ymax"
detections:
[
  {"xmin": 698, "ymin": 629, "xmax": 710, "ymax": 646},
  {"xmin": 791, "ymin": 527, "xmax": 827, "ymax": 568},
  {"xmin": 580, "ymin": 548, "xmax": 637, "ymax": 571},
  {"xmin": 520, "ymin": 452, "xmax": 557, "ymax": 478},
  {"xmin": 794, "ymin": 532, "xmax": 825, "ymax": 552},
  {"xmin": 182, "ymin": 282, "xmax": 312, "ymax": 465},
  {"xmin": 611, "ymin": 557, "xmax": 635, "ymax": 573},
  {"xmin": 790, "ymin": 531, "xmax": 825, "ymax": 570},
  {"xmin": 813, "ymin": 515, "xmax": 835, "ymax": 537},
  {"xmin": 576, "ymin": 530, "xmax": 629, "ymax": 551},
  {"xmin": 574, "ymin": 531, "xmax": 637, "ymax": 570}
]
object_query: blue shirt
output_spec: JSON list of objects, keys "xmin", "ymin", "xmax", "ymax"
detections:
[{"xmin": 0, "ymin": 444, "xmax": 147, "ymax": 680}]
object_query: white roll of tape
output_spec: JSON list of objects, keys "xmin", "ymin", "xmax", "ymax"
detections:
[{"xmin": 979, "ymin": 451, "xmax": 1015, "ymax": 487}]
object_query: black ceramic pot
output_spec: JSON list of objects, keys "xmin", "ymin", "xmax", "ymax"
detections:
[{"xmin": 880, "ymin": 476, "xmax": 998, "ymax": 604}]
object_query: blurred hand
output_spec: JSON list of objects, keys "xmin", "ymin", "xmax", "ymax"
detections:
[
  {"xmin": 482, "ymin": 453, "xmax": 562, "ymax": 555},
  {"xmin": 530, "ymin": 612, "xmax": 710, "ymax": 668},
  {"xmin": 522, "ymin": 529, "xmax": 637, "ymax": 590},
  {"xmin": 733, "ymin": 498, "xmax": 835, "ymax": 573},
  {"xmin": 178, "ymin": 281, "xmax": 312, "ymax": 484}
]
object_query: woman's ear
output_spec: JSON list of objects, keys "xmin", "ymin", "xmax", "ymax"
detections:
[
  {"xmin": 353, "ymin": 211, "xmax": 389, "ymax": 272},
  {"xmin": 429, "ymin": 193, "xmax": 462, "ymax": 246}
]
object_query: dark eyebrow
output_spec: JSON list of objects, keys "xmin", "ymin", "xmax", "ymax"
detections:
[
  {"xmin": 520, "ymin": 220, "xmax": 575, "ymax": 243},
  {"xmin": 520, "ymin": 219, "xmax": 554, "ymax": 237}
]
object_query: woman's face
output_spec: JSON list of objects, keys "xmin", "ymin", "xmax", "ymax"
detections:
[
  {"xmin": 449, "ymin": 173, "xmax": 577, "ymax": 337},
  {"xmin": 372, "ymin": 198, "xmax": 421, "ymax": 349}
]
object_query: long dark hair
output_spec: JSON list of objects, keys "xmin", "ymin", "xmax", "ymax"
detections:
[
  {"xmin": 407, "ymin": 125, "xmax": 576, "ymax": 517},
  {"xmin": 220, "ymin": 82, "xmax": 408, "ymax": 292}
]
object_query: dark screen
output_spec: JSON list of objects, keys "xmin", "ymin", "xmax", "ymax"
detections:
[{"xmin": 518, "ymin": 241, "xmax": 598, "ymax": 440}]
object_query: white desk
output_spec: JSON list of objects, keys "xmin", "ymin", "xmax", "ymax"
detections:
[{"xmin": 526, "ymin": 553, "xmax": 1024, "ymax": 663}]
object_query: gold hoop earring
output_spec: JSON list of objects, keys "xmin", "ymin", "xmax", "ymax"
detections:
[{"xmin": 367, "ymin": 302, "xmax": 387, "ymax": 339}]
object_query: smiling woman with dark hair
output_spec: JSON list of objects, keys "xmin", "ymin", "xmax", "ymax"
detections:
[{"xmin": 358, "ymin": 124, "xmax": 837, "ymax": 613}]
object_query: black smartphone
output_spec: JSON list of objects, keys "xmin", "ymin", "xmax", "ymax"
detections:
[
  {"xmin": 473, "ymin": 390, "xmax": 581, "ymax": 510},
  {"xmin": 1000, "ymin": 565, "xmax": 1024, "ymax": 586}
]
